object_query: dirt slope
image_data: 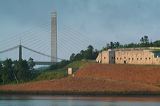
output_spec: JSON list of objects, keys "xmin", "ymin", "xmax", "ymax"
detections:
[
  {"xmin": 0, "ymin": 77, "xmax": 160, "ymax": 93},
  {"xmin": 76, "ymin": 64, "xmax": 160, "ymax": 85},
  {"xmin": 1, "ymin": 63, "xmax": 160, "ymax": 94}
]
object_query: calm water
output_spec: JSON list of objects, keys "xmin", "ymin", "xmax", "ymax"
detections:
[{"xmin": 1, "ymin": 95, "xmax": 160, "ymax": 106}]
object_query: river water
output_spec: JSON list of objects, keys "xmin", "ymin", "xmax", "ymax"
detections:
[{"xmin": 1, "ymin": 95, "xmax": 160, "ymax": 106}]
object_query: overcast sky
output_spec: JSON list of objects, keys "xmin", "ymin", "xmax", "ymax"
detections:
[{"xmin": 0, "ymin": 0, "xmax": 160, "ymax": 60}]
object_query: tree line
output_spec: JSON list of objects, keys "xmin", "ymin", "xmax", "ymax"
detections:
[
  {"xmin": 104, "ymin": 36, "xmax": 160, "ymax": 50},
  {"xmin": 69, "ymin": 45, "xmax": 99, "ymax": 61},
  {"xmin": 49, "ymin": 45, "xmax": 99, "ymax": 70},
  {"xmin": 0, "ymin": 58, "xmax": 35, "ymax": 84},
  {"xmin": 0, "ymin": 45, "xmax": 99, "ymax": 84}
]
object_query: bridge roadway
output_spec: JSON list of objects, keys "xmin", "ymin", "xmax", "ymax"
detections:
[
  {"xmin": 34, "ymin": 61, "xmax": 56, "ymax": 65},
  {"xmin": 0, "ymin": 61, "xmax": 55, "ymax": 65}
]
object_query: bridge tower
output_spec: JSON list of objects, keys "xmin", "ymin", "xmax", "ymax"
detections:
[
  {"xmin": 51, "ymin": 12, "xmax": 57, "ymax": 62},
  {"xmin": 19, "ymin": 44, "xmax": 22, "ymax": 60}
]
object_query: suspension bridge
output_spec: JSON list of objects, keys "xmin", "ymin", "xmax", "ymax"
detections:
[
  {"xmin": 0, "ymin": 23, "xmax": 97, "ymax": 65},
  {"xmin": 0, "ymin": 13, "xmax": 104, "ymax": 65},
  {"xmin": 0, "ymin": 44, "xmax": 63, "ymax": 65}
]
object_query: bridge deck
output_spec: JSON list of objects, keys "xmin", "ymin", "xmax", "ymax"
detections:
[
  {"xmin": 0, "ymin": 61, "xmax": 55, "ymax": 65},
  {"xmin": 34, "ymin": 61, "xmax": 56, "ymax": 65}
]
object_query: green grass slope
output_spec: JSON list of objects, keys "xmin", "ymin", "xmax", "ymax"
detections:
[{"xmin": 35, "ymin": 61, "xmax": 90, "ymax": 81}]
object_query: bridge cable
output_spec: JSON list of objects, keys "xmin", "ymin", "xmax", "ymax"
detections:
[
  {"xmin": 0, "ymin": 45, "xmax": 19, "ymax": 54},
  {"xmin": 22, "ymin": 45, "xmax": 64, "ymax": 61}
]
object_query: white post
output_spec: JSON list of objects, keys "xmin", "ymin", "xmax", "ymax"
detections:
[{"xmin": 68, "ymin": 68, "xmax": 72, "ymax": 75}]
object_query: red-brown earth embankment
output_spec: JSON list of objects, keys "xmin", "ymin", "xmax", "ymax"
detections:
[{"xmin": 1, "ymin": 63, "xmax": 160, "ymax": 95}]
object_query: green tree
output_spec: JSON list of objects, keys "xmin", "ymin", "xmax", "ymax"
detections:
[
  {"xmin": 75, "ymin": 53, "xmax": 83, "ymax": 60},
  {"xmin": 70, "ymin": 53, "xmax": 75, "ymax": 61},
  {"xmin": 69, "ymin": 45, "xmax": 98, "ymax": 61},
  {"xmin": 1, "ymin": 59, "xmax": 14, "ymax": 84},
  {"xmin": 153, "ymin": 40, "xmax": 160, "ymax": 47},
  {"xmin": 14, "ymin": 59, "xmax": 31, "ymax": 82},
  {"xmin": 80, "ymin": 50, "xmax": 85, "ymax": 58},
  {"xmin": 110, "ymin": 42, "xmax": 114, "ymax": 49},
  {"xmin": 92, "ymin": 49, "xmax": 99, "ymax": 59},
  {"xmin": 28, "ymin": 57, "xmax": 35, "ymax": 71},
  {"xmin": 114, "ymin": 42, "xmax": 120, "ymax": 48},
  {"xmin": 50, "ymin": 60, "xmax": 70, "ymax": 70},
  {"xmin": 140, "ymin": 35, "xmax": 149, "ymax": 47},
  {"xmin": 144, "ymin": 36, "xmax": 149, "ymax": 44},
  {"xmin": 140, "ymin": 37, "xmax": 144, "ymax": 44},
  {"xmin": 85, "ymin": 45, "xmax": 94, "ymax": 59}
]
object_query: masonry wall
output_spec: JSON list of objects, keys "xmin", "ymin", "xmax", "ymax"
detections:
[
  {"xmin": 115, "ymin": 50, "xmax": 155, "ymax": 64},
  {"xmin": 96, "ymin": 51, "xmax": 109, "ymax": 64},
  {"xmin": 97, "ymin": 50, "xmax": 160, "ymax": 65}
]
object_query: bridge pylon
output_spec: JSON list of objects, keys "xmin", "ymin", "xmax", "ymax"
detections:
[
  {"xmin": 19, "ymin": 45, "xmax": 22, "ymax": 60},
  {"xmin": 51, "ymin": 11, "xmax": 57, "ymax": 62}
]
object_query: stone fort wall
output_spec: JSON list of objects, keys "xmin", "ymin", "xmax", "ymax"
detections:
[{"xmin": 96, "ymin": 49, "xmax": 160, "ymax": 65}]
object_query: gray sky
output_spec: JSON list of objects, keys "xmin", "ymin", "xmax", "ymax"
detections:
[{"xmin": 0, "ymin": 0, "xmax": 160, "ymax": 61}]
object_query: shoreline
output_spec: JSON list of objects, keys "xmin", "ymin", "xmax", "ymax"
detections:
[{"xmin": 1, "ymin": 90, "xmax": 160, "ymax": 97}]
